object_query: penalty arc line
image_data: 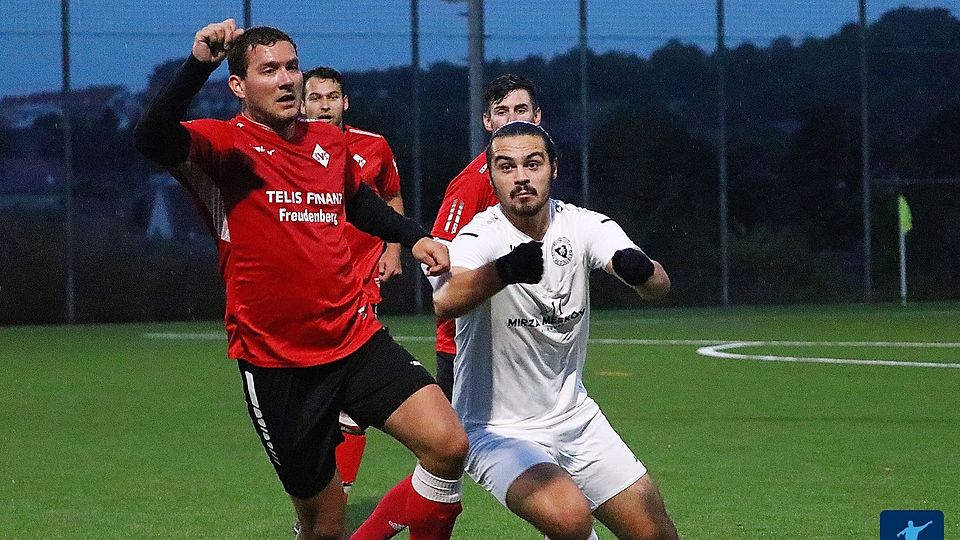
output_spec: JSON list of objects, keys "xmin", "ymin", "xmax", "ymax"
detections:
[
  {"xmin": 142, "ymin": 334, "xmax": 960, "ymax": 368},
  {"xmin": 588, "ymin": 338, "xmax": 960, "ymax": 369},
  {"xmin": 696, "ymin": 341, "xmax": 960, "ymax": 369}
]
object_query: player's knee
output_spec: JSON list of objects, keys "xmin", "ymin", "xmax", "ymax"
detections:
[
  {"xmin": 632, "ymin": 516, "xmax": 678, "ymax": 540},
  {"xmin": 293, "ymin": 488, "xmax": 347, "ymax": 540},
  {"xmin": 431, "ymin": 425, "xmax": 468, "ymax": 470},
  {"xmin": 535, "ymin": 497, "xmax": 593, "ymax": 540},
  {"xmin": 298, "ymin": 518, "xmax": 345, "ymax": 540},
  {"xmin": 648, "ymin": 519, "xmax": 678, "ymax": 540},
  {"xmin": 538, "ymin": 509, "xmax": 593, "ymax": 540},
  {"xmin": 418, "ymin": 432, "xmax": 467, "ymax": 481}
]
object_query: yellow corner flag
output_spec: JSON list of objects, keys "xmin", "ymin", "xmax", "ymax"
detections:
[{"xmin": 898, "ymin": 195, "xmax": 913, "ymax": 234}]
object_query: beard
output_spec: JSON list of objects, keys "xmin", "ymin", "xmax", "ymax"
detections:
[
  {"xmin": 512, "ymin": 197, "xmax": 546, "ymax": 217},
  {"xmin": 507, "ymin": 184, "xmax": 548, "ymax": 217}
]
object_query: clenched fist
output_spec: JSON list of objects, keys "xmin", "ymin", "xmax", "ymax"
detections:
[{"xmin": 192, "ymin": 18, "xmax": 244, "ymax": 64}]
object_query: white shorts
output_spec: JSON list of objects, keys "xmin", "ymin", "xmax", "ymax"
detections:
[{"xmin": 465, "ymin": 398, "xmax": 647, "ymax": 510}]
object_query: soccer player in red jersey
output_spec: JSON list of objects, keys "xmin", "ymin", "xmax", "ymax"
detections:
[
  {"xmin": 352, "ymin": 75, "xmax": 543, "ymax": 539},
  {"xmin": 301, "ymin": 66, "xmax": 404, "ymax": 500},
  {"xmin": 303, "ymin": 66, "xmax": 405, "ymax": 311},
  {"xmin": 134, "ymin": 19, "xmax": 466, "ymax": 540},
  {"xmin": 430, "ymin": 74, "xmax": 543, "ymax": 400}
]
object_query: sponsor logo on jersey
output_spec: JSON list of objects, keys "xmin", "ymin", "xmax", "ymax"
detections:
[
  {"xmin": 507, "ymin": 300, "xmax": 585, "ymax": 329},
  {"xmin": 506, "ymin": 308, "xmax": 585, "ymax": 328},
  {"xmin": 353, "ymin": 153, "xmax": 367, "ymax": 168},
  {"xmin": 252, "ymin": 145, "xmax": 275, "ymax": 156},
  {"xmin": 312, "ymin": 144, "xmax": 330, "ymax": 167},
  {"xmin": 551, "ymin": 237, "xmax": 573, "ymax": 266}
]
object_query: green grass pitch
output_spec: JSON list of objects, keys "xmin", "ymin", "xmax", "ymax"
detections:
[{"xmin": 2, "ymin": 303, "xmax": 958, "ymax": 538}]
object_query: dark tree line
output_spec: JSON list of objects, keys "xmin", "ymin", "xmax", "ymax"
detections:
[{"xmin": 2, "ymin": 6, "xmax": 958, "ymax": 323}]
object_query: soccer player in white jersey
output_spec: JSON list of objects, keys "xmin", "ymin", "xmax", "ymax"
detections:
[{"xmin": 434, "ymin": 121, "xmax": 677, "ymax": 540}]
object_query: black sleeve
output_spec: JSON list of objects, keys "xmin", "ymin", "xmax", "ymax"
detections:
[
  {"xmin": 345, "ymin": 183, "xmax": 430, "ymax": 248},
  {"xmin": 134, "ymin": 55, "xmax": 218, "ymax": 167}
]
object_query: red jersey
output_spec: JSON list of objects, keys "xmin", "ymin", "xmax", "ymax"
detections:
[
  {"xmin": 342, "ymin": 126, "xmax": 402, "ymax": 305},
  {"xmin": 430, "ymin": 152, "xmax": 500, "ymax": 354},
  {"xmin": 173, "ymin": 114, "xmax": 382, "ymax": 368}
]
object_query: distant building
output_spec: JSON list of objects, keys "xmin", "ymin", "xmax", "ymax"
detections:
[{"xmin": 0, "ymin": 85, "xmax": 141, "ymax": 130}]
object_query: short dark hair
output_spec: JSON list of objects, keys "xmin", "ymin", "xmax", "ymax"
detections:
[
  {"xmin": 485, "ymin": 121, "xmax": 558, "ymax": 172},
  {"xmin": 483, "ymin": 74, "xmax": 539, "ymax": 113},
  {"xmin": 303, "ymin": 66, "xmax": 346, "ymax": 94},
  {"xmin": 227, "ymin": 26, "xmax": 297, "ymax": 78}
]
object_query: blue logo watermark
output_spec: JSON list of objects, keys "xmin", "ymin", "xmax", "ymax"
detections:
[{"xmin": 880, "ymin": 510, "xmax": 944, "ymax": 540}]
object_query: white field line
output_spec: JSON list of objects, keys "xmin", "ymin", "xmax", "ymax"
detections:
[
  {"xmin": 144, "ymin": 332, "xmax": 225, "ymax": 340},
  {"xmin": 696, "ymin": 341, "xmax": 960, "ymax": 369},
  {"xmin": 143, "ymin": 333, "xmax": 960, "ymax": 369}
]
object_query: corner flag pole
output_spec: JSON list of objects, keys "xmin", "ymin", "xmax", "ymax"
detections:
[{"xmin": 897, "ymin": 195, "xmax": 912, "ymax": 306}]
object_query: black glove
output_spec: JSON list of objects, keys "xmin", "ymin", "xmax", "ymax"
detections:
[
  {"xmin": 495, "ymin": 241, "xmax": 544, "ymax": 284},
  {"xmin": 611, "ymin": 248, "xmax": 655, "ymax": 286}
]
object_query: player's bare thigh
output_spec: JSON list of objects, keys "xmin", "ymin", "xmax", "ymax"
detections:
[
  {"xmin": 382, "ymin": 384, "xmax": 467, "ymax": 479},
  {"xmin": 506, "ymin": 462, "xmax": 594, "ymax": 540},
  {"xmin": 592, "ymin": 474, "xmax": 678, "ymax": 540}
]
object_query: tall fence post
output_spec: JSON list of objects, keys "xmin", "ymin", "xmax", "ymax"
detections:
[
  {"xmin": 579, "ymin": 0, "xmax": 589, "ymax": 208},
  {"xmin": 468, "ymin": 0, "xmax": 485, "ymax": 156},
  {"xmin": 411, "ymin": 0, "xmax": 425, "ymax": 314},
  {"xmin": 859, "ymin": 0, "xmax": 873, "ymax": 302},
  {"xmin": 716, "ymin": 0, "xmax": 730, "ymax": 306},
  {"xmin": 61, "ymin": 0, "xmax": 75, "ymax": 324}
]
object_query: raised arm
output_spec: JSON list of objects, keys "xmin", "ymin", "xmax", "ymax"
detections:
[
  {"xmin": 604, "ymin": 248, "xmax": 670, "ymax": 300},
  {"xmin": 133, "ymin": 19, "xmax": 243, "ymax": 166},
  {"xmin": 434, "ymin": 241, "xmax": 542, "ymax": 320}
]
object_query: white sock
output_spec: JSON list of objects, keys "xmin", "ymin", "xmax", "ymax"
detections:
[{"xmin": 411, "ymin": 462, "xmax": 462, "ymax": 503}]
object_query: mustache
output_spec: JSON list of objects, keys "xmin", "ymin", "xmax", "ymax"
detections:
[{"xmin": 510, "ymin": 185, "xmax": 537, "ymax": 198}]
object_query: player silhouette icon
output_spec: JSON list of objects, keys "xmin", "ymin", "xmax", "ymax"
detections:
[{"xmin": 898, "ymin": 519, "xmax": 934, "ymax": 540}]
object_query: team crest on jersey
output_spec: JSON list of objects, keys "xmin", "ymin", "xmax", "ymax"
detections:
[
  {"xmin": 551, "ymin": 237, "xmax": 573, "ymax": 266},
  {"xmin": 353, "ymin": 153, "xmax": 367, "ymax": 168},
  {"xmin": 312, "ymin": 144, "xmax": 330, "ymax": 167}
]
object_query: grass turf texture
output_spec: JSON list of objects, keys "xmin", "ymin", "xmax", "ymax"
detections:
[{"xmin": 1, "ymin": 303, "xmax": 957, "ymax": 538}]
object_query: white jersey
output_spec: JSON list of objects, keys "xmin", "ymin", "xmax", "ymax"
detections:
[{"xmin": 449, "ymin": 199, "xmax": 639, "ymax": 431}]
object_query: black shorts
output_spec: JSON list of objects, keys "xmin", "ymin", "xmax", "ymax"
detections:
[{"xmin": 237, "ymin": 329, "xmax": 435, "ymax": 498}]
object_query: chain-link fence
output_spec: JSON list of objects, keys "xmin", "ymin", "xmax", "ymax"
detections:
[{"xmin": 1, "ymin": 0, "xmax": 958, "ymax": 324}]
